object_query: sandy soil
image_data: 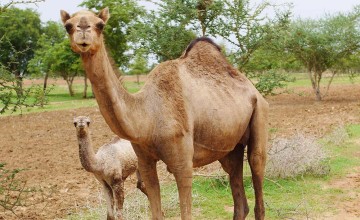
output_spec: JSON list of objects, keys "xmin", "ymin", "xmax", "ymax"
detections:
[{"xmin": 0, "ymin": 82, "xmax": 359, "ymax": 219}]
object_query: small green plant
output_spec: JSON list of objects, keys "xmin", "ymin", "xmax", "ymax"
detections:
[
  {"xmin": 0, "ymin": 72, "xmax": 52, "ymax": 114},
  {"xmin": 0, "ymin": 163, "xmax": 52, "ymax": 217},
  {"xmin": 255, "ymin": 70, "xmax": 295, "ymax": 96},
  {"xmin": 0, "ymin": 163, "xmax": 27, "ymax": 214}
]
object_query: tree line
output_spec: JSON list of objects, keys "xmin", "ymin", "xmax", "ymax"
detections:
[{"xmin": 1, "ymin": 0, "xmax": 359, "ymax": 113}]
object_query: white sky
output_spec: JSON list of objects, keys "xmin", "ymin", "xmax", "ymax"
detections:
[{"xmin": 17, "ymin": 0, "xmax": 359, "ymax": 23}]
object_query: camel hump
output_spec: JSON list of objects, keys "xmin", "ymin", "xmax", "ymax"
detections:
[
  {"xmin": 182, "ymin": 37, "xmax": 221, "ymax": 58},
  {"xmin": 180, "ymin": 37, "xmax": 240, "ymax": 78}
]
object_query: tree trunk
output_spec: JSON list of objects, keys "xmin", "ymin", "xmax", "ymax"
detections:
[
  {"xmin": 308, "ymin": 70, "xmax": 322, "ymax": 101},
  {"xmin": 43, "ymin": 71, "xmax": 49, "ymax": 92},
  {"xmin": 323, "ymin": 70, "xmax": 336, "ymax": 98},
  {"xmin": 136, "ymin": 74, "xmax": 140, "ymax": 85},
  {"xmin": 197, "ymin": 0, "xmax": 212, "ymax": 36},
  {"xmin": 315, "ymin": 87, "xmax": 322, "ymax": 101},
  {"xmin": 65, "ymin": 77, "xmax": 75, "ymax": 97},
  {"xmin": 14, "ymin": 72, "xmax": 23, "ymax": 97}
]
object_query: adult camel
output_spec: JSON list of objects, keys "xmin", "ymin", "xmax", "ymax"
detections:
[{"xmin": 61, "ymin": 8, "xmax": 269, "ymax": 220}]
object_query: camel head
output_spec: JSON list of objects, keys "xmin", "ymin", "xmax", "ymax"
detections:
[
  {"xmin": 60, "ymin": 8, "xmax": 109, "ymax": 54},
  {"xmin": 73, "ymin": 116, "xmax": 91, "ymax": 137}
]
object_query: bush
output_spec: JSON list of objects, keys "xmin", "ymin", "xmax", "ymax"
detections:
[
  {"xmin": 324, "ymin": 125, "xmax": 349, "ymax": 146},
  {"xmin": 254, "ymin": 70, "xmax": 295, "ymax": 96},
  {"xmin": 266, "ymin": 134, "xmax": 330, "ymax": 178},
  {"xmin": 0, "ymin": 70, "xmax": 51, "ymax": 114},
  {"xmin": 0, "ymin": 163, "xmax": 51, "ymax": 217}
]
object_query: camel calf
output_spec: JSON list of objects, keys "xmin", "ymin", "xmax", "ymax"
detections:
[{"xmin": 73, "ymin": 116, "xmax": 147, "ymax": 220}]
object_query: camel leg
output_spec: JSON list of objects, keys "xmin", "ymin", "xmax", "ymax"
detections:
[
  {"xmin": 132, "ymin": 144, "xmax": 163, "ymax": 220},
  {"xmin": 163, "ymin": 136, "xmax": 194, "ymax": 220},
  {"xmin": 219, "ymin": 144, "xmax": 249, "ymax": 220},
  {"xmin": 136, "ymin": 170, "xmax": 148, "ymax": 197},
  {"xmin": 112, "ymin": 180, "xmax": 125, "ymax": 220},
  {"xmin": 102, "ymin": 182, "xmax": 115, "ymax": 220},
  {"xmin": 171, "ymin": 162, "xmax": 193, "ymax": 220},
  {"xmin": 247, "ymin": 103, "xmax": 268, "ymax": 220}
]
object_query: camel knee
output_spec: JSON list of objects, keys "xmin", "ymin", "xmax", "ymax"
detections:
[
  {"xmin": 233, "ymin": 206, "xmax": 249, "ymax": 220},
  {"xmin": 107, "ymin": 214, "xmax": 115, "ymax": 220},
  {"xmin": 137, "ymin": 180, "xmax": 148, "ymax": 197},
  {"xmin": 248, "ymin": 152, "xmax": 266, "ymax": 175}
]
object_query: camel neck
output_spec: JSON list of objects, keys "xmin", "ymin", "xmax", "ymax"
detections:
[
  {"xmin": 81, "ymin": 43, "xmax": 142, "ymax": 141},
  {"xmin": 77, "ymin": 131, "xmax": 98, "ymax": 172}
]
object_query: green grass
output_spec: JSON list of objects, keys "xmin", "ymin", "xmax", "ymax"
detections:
[
  {"xmin": 347, "ymin": 124, "xmax": 360, "ymax": 139},
  {"xmin": 0, "ymin": 80, "xmax": 144, "ymax": 116},
  {"xmin": 286, "ymin": 74, "xmax": 360, "ymax": 88},
  {"xmin": 192, "ymin": 177, "xmax": 233, "ymax": 219},
  {"xmin": 189, "ymin": 124, "xmax": 360, "ymax": 219}
]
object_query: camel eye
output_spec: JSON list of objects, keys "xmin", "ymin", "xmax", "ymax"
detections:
[
  {"xmin": 65, "ymin": 23, "xmax": 73, "ymax": 34},
  {"xmin": 73, "ymin": 122, "xmax": 77, "ymax": 127},
  {"xmin": 96, "ymin": 22, "xmax": 105, "ymax": 31},
  {"xmin": 87, "ymin": 121, "xmax": 90, "ymax": 126}
]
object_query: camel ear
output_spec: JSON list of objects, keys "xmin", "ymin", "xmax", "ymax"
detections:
[
  {"xmin": 73, "ymin": 116, "xmax": 77, "ymax": 127},
  {"xmin": 98, "ymin": 7, "xmax": 110, "ymax": 23},
  {"xmin": 60, "ymin": 10, "xmax": 71, "ymax": 24}
]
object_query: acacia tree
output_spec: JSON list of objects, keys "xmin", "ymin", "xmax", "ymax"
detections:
[
  {"xmin": 127, "ymin": 49, "xmax": 149, "ymax": 84},
  {"xmin": 28, "ymin": 21, "xmax": 65, "ymax": 91},
  {"xmin": 50, "ymin": 40, "xmax": 83, "ymax": 97},
  {"xmin": 129, "ymin": 0, "xmax": 202, "ymax": 62},
  {"xmin": 196, "ymin": 0, "xmax": 222, "ymax": 36},
  {"xmin": 0, "ymin": 0, "xmax": 44, "ymax": 12},
  {"xmin": 207, "ymin": 0, "xmax": 291, "ymax": 72},
  {"xmin": 130, "ymin": 11, "xmax": 196, "ymax": 62},
  {"xmin": 131, "ymin": 0, "xmax": 292, "ymax": 95},
  {"xmin": 0, "ymin": 3, "xmax": 50, "ymax": 113},
  {"xmin": 0, "ymin": 7, "xmax": 41, "ymax": 95},
  {"xmin": 145, "ymin": 0, "xmax": 223, "ymax": 36},
  {"xmin": 285, "ymin": 8, "xmax": 360, "ymax": 100},
  {"xmin": 334, "ymin": 52, "xmax": 360, "ymax": 76}
]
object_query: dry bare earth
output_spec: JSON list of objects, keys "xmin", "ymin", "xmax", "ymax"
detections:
[{"xmin": 0, "ymin": 83, "xmax": 359, "ymax": 219}]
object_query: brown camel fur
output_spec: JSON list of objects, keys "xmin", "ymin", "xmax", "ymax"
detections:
[
  {"xmin": 73, "ymin": 116, "xmax": 147, "ymax": 220},
  {"xmin": 61, "ymin": 8, "xmax": 269, "ymax": 220}
]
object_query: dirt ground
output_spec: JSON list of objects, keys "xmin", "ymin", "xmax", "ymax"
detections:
[{"xmin": 0, "ymin": 82, "xmax": 359, "ymax": 219}]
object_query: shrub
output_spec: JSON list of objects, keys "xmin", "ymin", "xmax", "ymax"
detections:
[
  {"xmin": 255, "ymin": 70, "xmax": 295, "ymax": 96},
  {"xmin": 0, "ymin": 163, "xmax": 51, "ymax": 217},
  {"xmin": 266, "ymin": 134, "xmax": 330, "ymax": 178},
  {"xmin": 323, "ymin": 125, "xmax": 349, "ymax": 146}
]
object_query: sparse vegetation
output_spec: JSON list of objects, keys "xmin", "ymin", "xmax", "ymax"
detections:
[
  {"xmin": 266, "ymin": 134, "xmax": 330, "ymax": 178},
  {"xmin": 324, "ymin": 125, "xmax": 349, "ymax": 146},
  {"xmin": 0, "ymin": 163, "xmax": 53, "ymax": 217}
]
